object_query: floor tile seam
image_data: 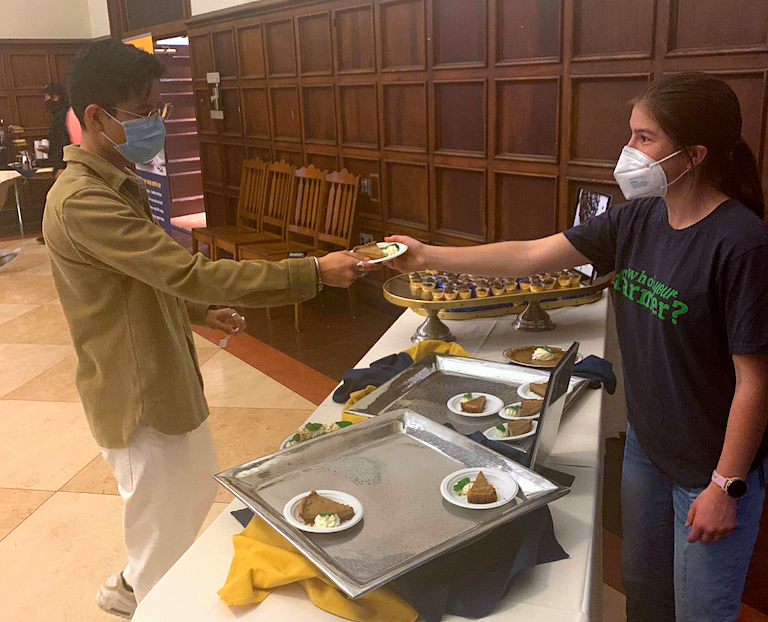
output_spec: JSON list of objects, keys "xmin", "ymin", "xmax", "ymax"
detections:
[{"xmin": 0, "ymin": 489, "xmax": 55, "ymax": 545}]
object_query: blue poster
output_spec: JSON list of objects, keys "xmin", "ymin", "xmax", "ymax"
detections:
[{"xmin": 136, "ymin": 169, "xmax": 172, "ymax": 235}]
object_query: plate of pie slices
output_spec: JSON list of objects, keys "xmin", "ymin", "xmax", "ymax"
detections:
[
  {"xmin": 447, "ymin": 392, "xmax": 504, "ymax": 417},
  {"xmin": 440, "ymin": 468, "xmax": 518, "ymax": 510},
  {"xmin": 483, "ymin": 419, "xmax": 538, "ymax": 442},
  {"xmin": 283, "ymin": 490, "xmax": 364, "ymax": 534}
]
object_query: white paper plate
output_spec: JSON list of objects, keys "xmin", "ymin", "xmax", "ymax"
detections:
[
  {"xmin": 499, "ymin": 402, "xmax": 540, "ymax": 420},
  {"xmin": 483, "ymin": 419, "xmax": 538, "ymax": 442},
  {"xmin": 283, "ymin": 490, "xmax": 364, "ymax": 534},
  {"xmin": 440, "ymin": 468, "xmax": 518, "ymax": 510},
  {"xmin": 517, "ymin": 382, "xmax": 546, "ymax": 400},
  {"xmin": 362, "ymin": 242, "xmax": 408, "ymax": 264},
  {"xmin": 447, "ymin": 392, "xmax": 504, "ymax": 417}
]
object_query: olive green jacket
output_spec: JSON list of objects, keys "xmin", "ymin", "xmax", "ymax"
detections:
[{"xmin": 43, "ymin": 146, "xmax": 317, "ymax": 448}]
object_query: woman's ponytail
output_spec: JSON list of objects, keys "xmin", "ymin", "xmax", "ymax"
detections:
[{"xmin": 720, "ymin": 138, "xmax": 764, "ymax": 220}]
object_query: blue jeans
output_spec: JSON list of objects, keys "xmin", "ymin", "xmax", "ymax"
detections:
[{"xmin": 621, "ymin": 425, "xmax": 766, "ymax": 622}]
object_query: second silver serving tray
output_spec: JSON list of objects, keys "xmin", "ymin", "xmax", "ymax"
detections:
[{"xmin": 215, "ymin": 409, "xmax": 569, "ymax": 599}]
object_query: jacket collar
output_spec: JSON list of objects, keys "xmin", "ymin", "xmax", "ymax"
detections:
[{"xmin": 63, "ymin": 145, "xmax": 136, "ymax": 192}]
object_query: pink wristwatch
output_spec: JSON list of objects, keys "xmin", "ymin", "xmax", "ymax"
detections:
[{"xmin": 711, "ymin": 470, "xmax": 748, "ymax": 498}]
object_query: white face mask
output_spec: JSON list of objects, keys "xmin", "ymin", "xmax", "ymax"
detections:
[{"xmin": 613, "ymin": 147, "xmax": 690, "ymax": 200}]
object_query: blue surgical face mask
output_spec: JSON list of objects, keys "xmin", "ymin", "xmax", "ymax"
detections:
[{"xmin": 102, "ymin": 108, "xmax": 166, "ymax": 164}]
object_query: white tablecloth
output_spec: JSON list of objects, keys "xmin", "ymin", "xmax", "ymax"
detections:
[{"xmin": 134, "ymin": 292, "xmax": 620, "ymax": 622}]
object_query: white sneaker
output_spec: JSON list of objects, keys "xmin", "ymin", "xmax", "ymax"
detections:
[{"xmin": 96, "ymin": 573, "xmax": 137, "ymax": 619}]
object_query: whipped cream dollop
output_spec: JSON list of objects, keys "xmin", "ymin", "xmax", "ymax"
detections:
[
  {"xmin": 532, "ymin": 347, "xmax": 555, "ymax": 361},
  {"xmin": 314, "ymin": 513, "xmax": 341, "ymax": 529}
]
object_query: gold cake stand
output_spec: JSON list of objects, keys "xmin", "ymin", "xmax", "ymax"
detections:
[{"xmin": 383, "ymin": 274, "xmax": 612, "ymax": 342}]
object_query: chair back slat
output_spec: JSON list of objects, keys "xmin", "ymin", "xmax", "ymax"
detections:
[
  {"xmin": 237, "ymin": 158, "xmax": 268, "ymax": 228},
  {"xmin": 261, "ymin": 160, "xmax": 296, "ymax": 239},
  {"xmin": 316, "ymin": 169, "xmax": 359, "ymax": 249},
  {"xmin": 288, "ymin": 165, "xmax": 328, "ymax": 241}
]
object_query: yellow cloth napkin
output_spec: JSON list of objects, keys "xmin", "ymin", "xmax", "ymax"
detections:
[
  {"xmin": 218, "ymin": 516, "xmax": 417, "ymax": 622},
  {"xmin": 341, "ymin": 340, "xmax": 472, "ymax": 422}
]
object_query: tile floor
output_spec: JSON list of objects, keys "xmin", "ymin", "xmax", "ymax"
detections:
[{"xmin": 0, "ymin": 236, "xmax": 761, "ymax": 622}]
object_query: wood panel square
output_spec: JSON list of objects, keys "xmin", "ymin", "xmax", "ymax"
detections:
[
  {"xmin": 383, "ymin": 83, "xmax": 427, "ymax": 151},
  {"xmin": 386, "ymin": 161, "xmax": 429, "ymax": 229},
  {"xmin": 669, "ymin": 0, "xmax": 768, "ymax": 53},
  {"xmin": 571, "ymin": 76, "xmax": 649, "ymax": 165},
  {"xmin": 495, "ymin": 173, "xmax": 557, "ymax": 241},
  {"xmin": 270, "ymin": 87, "xmax": 302, "ymax": 141},
  {"xmin": 15, "ymin": 95, "xmax": 47, "ymax": 130},
  {"xmin": 435, "ymin": 81, "xmax": 485, "ymax": 155},
  {"xmin": 9, "ymin": 54, "xmax": 50, "ymax": 89},
  {"xmin": 434, "ymin": 0, "xmax": 487, "ymax": 66},
  {"xmin": 223, "ymin": 143, "xmax": 245, "ymax": 189},
  {"xmin": 0, "ymin": 58, "xmax": 6, "ymax": 89},
  {"xmin": 242, "ymin": 88, "xmax": 270, "ymax": 138},
  {"xmin": 0, "ymin": 97, "xmax": 11, "ymax": 125},
  {"xmin": 307, "ymin": 152, "xmax": 338, "ymax": 172},
  {"xmin": 204, "ymin": 191, "xmax": 228, "ymax": 226},
  {"xmin": 299, "ymin": 13, "xmax": 333, "ymax": 75},
  {"xmin": 247, "ymin": 144, "xmax": 272, "ymax": 162},
  {"xmin": 212, "ymin": 29, "xmax": 237, "ymax": 78},
  {"xmin": 303, "ymin": 86, "xmax": 336, "ymax": 144},
  {"xmin": 380, "ymin": 0, "xmax": 426, "ymax": 70},
  {"xmin": 195, "ymin": 89, "xmax": 217, "ymax": 135},
  {"xmin": 220, "ymin": 88, "xmax": 242, "ymax": 135},
  {"xmin": 266, "ymin": 19, "xmax": 297, "ymax": 77},
  {"xmin": 237, "ymin": 25, "xmax": 265, "ymax": 78},
  {"xmin": 717, "ymin": 73, "xmax": 766, "ymax": 161},
  {"xmin": 435, "ymin": 167, "xmax": 485, "ymax": 239},
  {"xmin": 496, "ymin": 79, "xmax": 558, "ymax": 160},
  {"xmin": 191, "ymin": 35, "xmax": 213, "ymax": 80},
  {"xmin": 200, "ymin": 141, "xmax": 224, "ymax": 186},
  {"xmin": 335, "ymin": 5, "xmax": 376, "ymax": 73},
  {"xmin": 573, "ymin": 0, "xmax": 654, "ymax": 59},
  {"xmin": 54, "ymin": 54, "xmax": 74, "ymax": 84},
  {"xmin": 497, "ymin": 0, "xmax": 561, "ymax": 63},
  {"xmin": 275, "ymin": 149, "xmax": 303, "ymax": 166},
  {"xmin": 340, "ymin": 84, "xmax": 378, "ymax": 147},
  {"xmin": 342, "ymin": 157, "xmax": 381, "ymax": 218}
]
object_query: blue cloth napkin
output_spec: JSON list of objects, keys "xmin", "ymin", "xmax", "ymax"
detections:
[
  {"xmin": 332, "ymin": 352, "xmax": 414, "ymax": 403},
  {"xmin": 572, "ymin": 355, "xmax": 617, "ymax": 394},
  {"xmin": 229, "ymin": 506, "xmax": 566, "ymax": 622}
]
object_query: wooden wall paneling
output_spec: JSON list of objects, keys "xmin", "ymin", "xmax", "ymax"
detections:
[
  {"xmin": 220, "ymin": 87, "xmax": 243, "ymax": 136},
  {"xmin": 433, "ymin": 164, "xmax": 486, "ymax": 242},
  {"xmin": 385, "ymin": 160, "xmax": 429, "ymax": 230},
  {"xmin": 496, "ymin": 77, "xmax": 559, "ymax": 162},
  {"xmin": 667, "ymin": 0, "xmax": 768, "ymax": 56},
  {"xmin": 306, "ymin": 151, "xmax": 339, "ymax": 172},
  {"xmin": 199, "ymin": 140, "xmax": 224, "ymax": 187},
  {"xmin": 497, "ymin": 0, "xmax": 562, "ymax": 65},
  {"xmin": 572, "ymin": 0, "xmax": 656, "ymax": 61},
  {"xmin": 9, "ymin": 53, "xmax": 51, "ymax": 90},
  {"xmin": 341, "ymin": 156, "xmax": 381, "ymax": 218},
  {"xmin": 16, "ymin": 94, "xmax": 49, "ymax": 131},
  {"xmin": 0, "ymin": 56, "xmax": 7, "ymax": 90},
  {"xmin": 302, "ymin": 85, "xmax": 337, "ymax": 144},
  {"xmin": 433, "ymin": 0, "xmax": 487, "ymax": 67},
  {"xmin": 190, "ymin": 33, "xmax": 214, "ymax": 81},
  {"xmin": 204, "ymin": 191, "xmax": 228, "ymax": 226},
  {"xmin": 0, "ymin": 96, "xmax": 12, "ymax": 124},
  {"xmin": 194, "ymin": 88, "xmax": 218, "ymax": 136},
  {"xmin": 212, "ymin": 27, "xmax": 238, "ymax": 78},
  {"xmin": 334, "ymin": 4, "xmax": 376, "ymax": 74},
  {"xmin": 379, "ymin": 0, "xmax": 427, "ymax": 71},
  {"xmin": 274, "ymin": 148, "xmax": 304, "ymax": 167},
  {"xmin": 242, "ymin": 87, "xmax": 271, "ymax": 139},
  {"xmin": 223, "ymin": 142, "xmax": 246, "ymax": 191},
  {"xmin": 495, "ymin": 171, "xmax": 558, "ymax": 241},
  {"xmin": 382, "ymin": 81, "xmax": 428, "ymax": 152},
  {"xmin": 270, "ymin": 86, "xmax": 302, "ymax": 141},
  {"xmin": 236, "ymin": 22, "xmax": 266, "ymax": 78},
  {"xmin": 298, "ymin": 12, "xmax": 333, "ymax": 75},
  {"xmin": 53, "ymin": 54, "xmax": 75, "ymax": 84},
  {"xmin": 339, "ymin": 83, "xmax": 379, "ymax": 147},
  {"xmin": 246, "ymin": 142, "xmax": 273, "ymax": 162},
  {"xmin": 266, "ymin": 19, "xmax": 298, "ymax": 77},
  {"xmin": 434, "ymin": 80, "xmax": 486, "ymax": 156},
  {"xmin": 570, "ymin": 74, "xmax": 651, "ymax": 166}
]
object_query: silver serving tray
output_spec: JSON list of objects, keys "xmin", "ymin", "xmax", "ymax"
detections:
[
  {"xmin": 215, "ymin": 409, "xmax": 569, "ymax": 599},
  {"xmin": 346, "ymin": 353, "xmax": 588, "ymax": 456}
]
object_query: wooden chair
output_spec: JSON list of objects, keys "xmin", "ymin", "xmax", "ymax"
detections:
[
  {"xmin": 238, "ymin": 165, "xmax": 328, "ymax": 331},
  {"xmin": 212, "ymin": 160, "xmax": 295, "ymax": 260},
  {"xmin": 191, "ymin": 158, "xmax": 267, "ymax": 259}
]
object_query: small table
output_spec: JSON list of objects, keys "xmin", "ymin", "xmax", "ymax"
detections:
[{"xmin": 0, "ymin": 167, "xmax": 54, "ymax": 238}]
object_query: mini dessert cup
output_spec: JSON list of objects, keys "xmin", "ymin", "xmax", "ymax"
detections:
[
  {"xmin": 570, "ymin": 272, "xmax": 582, "ymax": 287},
  {"xmin": 518, "ymin": 277, "xmax": 531, "ymax": 291},
  {"xmin": 444, "ymin": 288, "xmax": 458, "ymax": 301},
  {"xmin": 542, "ymin": 277, "xmax": 556, "ymax": 291},
  {"xmin": 476, "ymin": 286, "xmax": 490, "ymax": 298},
  {"xmin": 432, "ymin": 290, "xmax": 445, "ymax": 301},
  {"xmin": 458, "ymin": 287, "xmax": 472, "ymax": 299},
  {"xmin": 529, "ymin": 279, "xmax": 544, "ymax": 293}
]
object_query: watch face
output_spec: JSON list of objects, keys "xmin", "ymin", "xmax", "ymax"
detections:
[{"xmin": 727, "ymin": 479, "xmax": 748, "ymax": 498}]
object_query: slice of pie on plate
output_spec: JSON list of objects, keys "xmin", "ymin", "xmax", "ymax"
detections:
[
  {"xmin": 298, "ymin": 491, "xmax": 355, "ymax": 524},
  {"xmin": 467, "ymin": 471, "xmax": 497, "ymax": 504}
]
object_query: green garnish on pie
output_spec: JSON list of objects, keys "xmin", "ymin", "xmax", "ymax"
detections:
[
  {"xmin": 463, "ymin": 393, "xmax": 473, "ymax": 400},
  {"xmin": 336, "ymin": 421, "xmax": 353, "ymax": 428},
  {"xmin": 495, "ymin": 424, "xmax": 506, "ymax": 432},
  {"xmin": 453, "ymin": 477, "xmax": 471, "ymax": 492},
  {"xmin": 318, "ymin": 512, "xmax": 337, "ymax": 517}
]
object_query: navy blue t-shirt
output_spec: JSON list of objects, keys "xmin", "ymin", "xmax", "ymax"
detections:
[{"xmin": 564, "ymin": 197, "xmax": 768, "ymax": 487}]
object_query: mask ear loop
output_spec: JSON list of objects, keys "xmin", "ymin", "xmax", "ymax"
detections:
[
  {"xmin": 650, "ymin": 149, "xmax": 691, "ymax": 191},
  {"xmin": 100, "ymin": 109, "xmax": 126, "ymax": 148}
]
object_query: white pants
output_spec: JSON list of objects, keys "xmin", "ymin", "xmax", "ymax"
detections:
[{"xmin": 102, "ymin": 421, "xmax": 218, "ymax": 603}]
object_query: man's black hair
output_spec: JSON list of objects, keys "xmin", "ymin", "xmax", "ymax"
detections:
[
  {"xmin": 68, "ymin": 39, "xmax": 165, "ymax": 129},
  {"xmin": 42, "ymin": 83, "xmax": 68, "ymax": 100}
]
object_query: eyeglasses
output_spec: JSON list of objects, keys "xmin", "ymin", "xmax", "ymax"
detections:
[{"xmin": 114, "ymin": 102, "xmax": 174, "ymax": 121}]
